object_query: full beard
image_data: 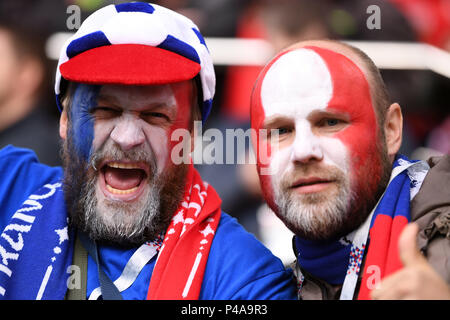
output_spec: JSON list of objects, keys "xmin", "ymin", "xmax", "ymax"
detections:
[
  {"xmin": 273, "ymin": 163, "xmax": 355, "ymax": 241},
  {"xmin": 273, "ymin": 141, "xmax": 391, "ymax": 241},
  {"xmin": 61, "ymin": 134, "xmax": 187, "ymax": 246}
]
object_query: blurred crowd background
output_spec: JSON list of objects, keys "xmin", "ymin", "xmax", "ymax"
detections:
[{"xmin": 1, "ymin": 0, "xmax": 448, "ymax": 263}]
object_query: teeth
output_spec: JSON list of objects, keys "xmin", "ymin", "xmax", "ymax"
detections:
[
  {"xmin": 108, "ymin": 162, "xmax": 140, "ymax": 169},
  {"xmin": 106, "ymin": 184, "xmax": 139, "ymax": 195}
]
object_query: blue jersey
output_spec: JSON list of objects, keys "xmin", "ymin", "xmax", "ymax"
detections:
[{"xmin": 0, "ymin": 145, "xmax": 296, "ymax": 300}]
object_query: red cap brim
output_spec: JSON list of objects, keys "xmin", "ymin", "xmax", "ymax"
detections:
[{"xmin": 60, "ymin": 44, "xmax": 201, "ymax": 85}]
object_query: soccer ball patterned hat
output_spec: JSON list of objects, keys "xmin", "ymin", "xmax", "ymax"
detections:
[{"xmin": 55, "ymin": 2, "xmax": 215, "ymax": 122}]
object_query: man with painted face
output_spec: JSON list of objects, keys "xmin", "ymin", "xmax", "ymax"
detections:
[
  {"xmin": 250, "ymin": 40, "xmax": 450, "ymax": 300},
  {"xmin": 0, "ymin": 3, "xmax": 297, "ymax": 300}
]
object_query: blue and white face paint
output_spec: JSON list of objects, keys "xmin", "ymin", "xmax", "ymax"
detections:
[{"xmin": 68, "ymin": 83, "xmax": 100, "ymax": 161}]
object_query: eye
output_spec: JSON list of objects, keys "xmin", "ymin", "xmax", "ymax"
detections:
[
  {"xmin": 91, "ymin": 106, "xmax": 121, "ymax": 118},
  {"xmin": 314, "ymin": 116, "xmax": 348, "ymax": 133},
  {"xmin": 277, "ymin": 127, "xmax": 292, "ymax": 135},
  {"xmin": 325, "ymin": 119, "xmax": 340, "ymax": 126},
  {"xmin": 149, "ymin": 112, "xmax": 167, "ymax": 119},
  {"xmin": 262, "ymin": 118, "xmax": 295, "ymax": 143},
  {"xmin": 267, "ymin": 126, "xmax": 293, "ymax": 142},
  {"xmin": 317, "ymin": 118, "xmax": 345, "ymax": 127},
  {"xmin": 141, "ymin": 111, "xmax": 171, "ymax": 123}
]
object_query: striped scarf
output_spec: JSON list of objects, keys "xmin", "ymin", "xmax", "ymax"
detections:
[
  {"xmin": 147, "ymin": 164, "xmax": 221, "ymax": 299},
  {"xmin": 0, "ymin": 164, "xmax": 221, "ymax": 299}
]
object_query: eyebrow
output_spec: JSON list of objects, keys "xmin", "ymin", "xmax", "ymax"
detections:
[
  {"xmin": 96, "ymin": 92, "xmax": 120, "ymax": 107},
  {"xmin": 307, "ymin": 109, "xmax": 350, "ymax": 121},
  {"xmin": 262, "ymin": 109, "xmax": 351, "ymax": 128},
  {"xmin": 97, "ymin": 94, "xmax": 176, "ymax": 111},
  {"xmin": 262, "ymin": 115, "xmax": 293, "ymax": 128}
]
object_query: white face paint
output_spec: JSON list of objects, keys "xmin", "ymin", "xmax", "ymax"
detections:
[
  {"xmin": 92, "ymin": 84, "xmax": 177, "ymax": 175},
  {"xmin": 260, "ymin": 49, "xmax": 349, "ymax": 178}
]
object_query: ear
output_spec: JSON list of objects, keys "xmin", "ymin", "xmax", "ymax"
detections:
[
  {"xmin": 384, "ymin": 103, "xmax": 403, "ymax": 159},
  {"xmin": 190, "ymin": 129, "xmax": 195, "ymax": 153},
  {"xmin": 59, "ymin": 109, "xmax": 68, "ymax": 140},
  {"xmin": 190, "ymin": 121, "xmax": 198, "ymax": 153}
]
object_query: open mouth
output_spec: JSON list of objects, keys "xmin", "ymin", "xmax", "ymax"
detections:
[
  {"xmin": 290, "ymin": 177, "xmax": 335, "ymax": 194},
  {"xmin": 98, "ymin": 161, "xmax": 149, "ymax": 201}
]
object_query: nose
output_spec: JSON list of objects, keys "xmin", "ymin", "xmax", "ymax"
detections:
[
  {"xmin": 290, "ymin": 121, "xmax": 323, "ymax": 164},
  {"xmin": 110, "ymin": 116, "xmax": 146, "ymax": 151}
]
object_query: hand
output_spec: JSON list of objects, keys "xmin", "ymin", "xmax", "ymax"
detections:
[{"xmin": 371, "ymin": 222, "xmax": 450, "ymax": 300}]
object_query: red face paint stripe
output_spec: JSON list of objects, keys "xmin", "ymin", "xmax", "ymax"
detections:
[
  {"xmin": 168, "ymin": 81, "xmax": 196, "ymax": 166},
  {"xmin": 304, "ymin": 46, "xmax": 382, "ymax": 194}
]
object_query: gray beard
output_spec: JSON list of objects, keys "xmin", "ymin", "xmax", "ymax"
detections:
[
  {"xmin": 61, "ymin": 133, "xmax": 184, "ymax": 246},
  {"xmin": 272, "ymin": 149, "xmax": 391, "ymax": 241},
  {"xmin": 78, "ymin": 171, "xmax": 163, "ymax": 245},
  {"xmin": 273, "ymin": 173, "xmax": 355, "ymax": 241}
]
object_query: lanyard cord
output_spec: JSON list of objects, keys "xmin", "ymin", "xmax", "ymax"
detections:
[
  {"xmin": 88, "ymin": 240, "xmax": 160, "ymax": 300},
  {"xmin": 78, "ymin": 231, "xmax": 123, "ymax": 300}
]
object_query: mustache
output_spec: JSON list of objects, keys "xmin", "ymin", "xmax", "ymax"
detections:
[
  {"xmin": 278, "ymin": 163, "xmax": 346, "ymax": 190},
  {"xmin": 90, "ymin": 141, "xmax": 157, "ymax": 176}
]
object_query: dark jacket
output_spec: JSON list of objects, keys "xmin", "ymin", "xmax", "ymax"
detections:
[{"xmin": 293, "ymin": 155, "xmax": 450, "ymax": 300}]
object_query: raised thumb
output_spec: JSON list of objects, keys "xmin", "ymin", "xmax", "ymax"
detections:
[{"xmin": 398, "ymin": 222, "xmax": 426, "ymax": 267}]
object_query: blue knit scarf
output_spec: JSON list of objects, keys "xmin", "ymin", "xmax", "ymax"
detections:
[{"xmin": 0, "ymin": 182, "xmax": 74, "ymax": 299}]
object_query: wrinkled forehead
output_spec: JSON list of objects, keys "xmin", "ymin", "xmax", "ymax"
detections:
[
  {"xmin": 252, "ymin": 46, "xmax": 373, "ymax": 127},
  {"xmin": 97, "ymin": 83, "xmax": 178, "ymax": 109}
]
